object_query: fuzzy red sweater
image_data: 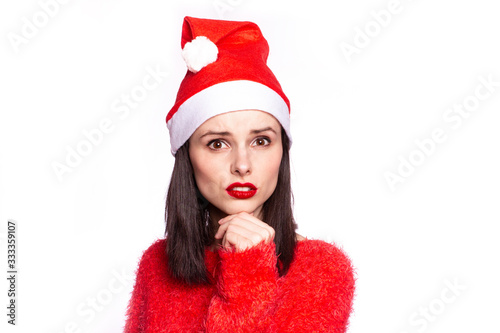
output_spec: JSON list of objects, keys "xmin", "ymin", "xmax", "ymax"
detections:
[{"xmin": 124, "ymin": 238, "xmax": 355, "ymax": 332}]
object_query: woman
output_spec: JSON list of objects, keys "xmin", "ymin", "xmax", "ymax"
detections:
[{"xmin": 124, "ymin": 16, "xmax": 355, "ymax": 332}]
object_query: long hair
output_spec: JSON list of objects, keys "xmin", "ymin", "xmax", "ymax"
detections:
[{"xmin": 164, "ymin": 128, "xmax": 297, "ymax": 285}]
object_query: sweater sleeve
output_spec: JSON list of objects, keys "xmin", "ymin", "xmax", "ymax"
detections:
[
  {"xmin": 205, "ymin": 240, "xmax": 279, "ymax": 332},
  {"xmin": 124, "ymin": 259, "xmax": 147, "ymax": 332},
  {"xmin": 123, "ymin": 240, "xmax": 163, "ymax": 333},
  {"xmin": 274, "ymin": 240, "xmax": 356, "ymax": 332}
]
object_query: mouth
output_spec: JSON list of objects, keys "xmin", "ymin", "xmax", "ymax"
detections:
[{"xmin": 226, "ymin": 182, "xmax": 257, "ymax": 199}]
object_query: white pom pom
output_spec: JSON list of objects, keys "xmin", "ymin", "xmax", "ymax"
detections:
[{"xmin": 181, "ymin": 36, "xmax": 218, "ymax": 73}]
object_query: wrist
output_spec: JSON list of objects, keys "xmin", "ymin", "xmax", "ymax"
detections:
[{"xmin": 216, "ymin": 240, "xmax": 278, "ymax": 300}]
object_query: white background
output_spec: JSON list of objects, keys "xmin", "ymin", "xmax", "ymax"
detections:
[{"xmin": 1, "ymin": 0, "xmax": 499, "ymax": 332}]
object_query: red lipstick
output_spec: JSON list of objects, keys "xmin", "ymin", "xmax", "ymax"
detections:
[{"xmin": 226, "ymin": 182, "xmax": 257, "ymax": 199}]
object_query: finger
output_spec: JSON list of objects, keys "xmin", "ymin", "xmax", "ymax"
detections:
[
  {"xmin": 215, "ymin": 217, "xmax": 256, "ymax": 239},
  {"xmin": 232, "ymin": 213, "xmax": 275, "ymax": 241},
  {"xmin": 218, "ymin": 211, "xmax": 254, "ymax": 224},
  {"xmin": 221, "ymin": 226, "xmax": 255, "ymax": 251},
  {"xmin": 218, "ymin": 213, "xmax": 241, "ymax": 225},
  {"xmin": 215, "ymin": 221, "xmax": 252, "ymax": 241},
  {"xmin": 216, "ymin": 212, "xmax": 275, "ymax": 242},
  {"xmin": 229, "ymin": 212, "xmax": 275, "ymax": 241},
  {"xmin": 221, "ymin": 221, "xmax": 272, "ymax": 247},
  {"xmin": 220, "ymin": 212, "xmax": 265, "ymax": 229},
  {"xmin": 237, "ymin": 212, "xmax": 274, "ymax": 232},
  {"xmin": 214, "ymin": 221, "xmax": 230, "ymax": 239}
]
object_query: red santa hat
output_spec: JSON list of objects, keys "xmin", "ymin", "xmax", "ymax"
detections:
[{"xmin": 166, "ymin": 16, "xmax": 291, "ymax": 155}]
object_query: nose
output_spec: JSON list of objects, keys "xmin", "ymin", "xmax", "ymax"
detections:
[{"xmin": 231, "ymin": 146, "xmax": 251, "ymax": 176}]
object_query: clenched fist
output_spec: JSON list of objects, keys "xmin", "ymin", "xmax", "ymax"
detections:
[{"xmin": 214, "ymin": 212, "xmax": 275, "ymax": 252}]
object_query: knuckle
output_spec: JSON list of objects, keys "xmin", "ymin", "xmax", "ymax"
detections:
[
  {"xmin": 236, "ymin": 212, "xmax": 248, "ymax": 218},
  {"xmin": 251, "ymin": 234, "xmax": 262, "ymax": 244},
  {"xmin": 260, "ymin": 229, "xmax": 270, "ymax": 240}
]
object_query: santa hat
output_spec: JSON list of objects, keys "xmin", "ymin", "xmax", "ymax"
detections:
[{"xmin": 166, "ymin": 16, "xmax": 291, "ymax": 155}]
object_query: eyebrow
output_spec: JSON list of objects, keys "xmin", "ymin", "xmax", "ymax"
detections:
[
  {"xmin": 252, "ymin": 126, "xmax": 277, "ymax": 135},
  {"xmin": 199, "ymin": 126, "xmax": 277, "ymax": 140}
]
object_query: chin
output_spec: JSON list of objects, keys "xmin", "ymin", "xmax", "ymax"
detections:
[
  {"xmin": 219, "ymin": 201, "xmax": 262, "ymax": 216},
  {"xmin": 225, "ymin": 205, "xmax": 256, "ymax": 215}
]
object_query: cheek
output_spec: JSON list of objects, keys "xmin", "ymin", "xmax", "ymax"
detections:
[
  {"xmin": 190, "ymin": 150, "xmax": 206, "ymax": 187},
  {"xmin": 192, "ymin": 159, "xmax": 211, "ymax": 189},
  {"xmin": 262, "ymin": 149, "xmax": 282, "ymax": 183},
  {"xmin": 190, "ymin": 153, "xmax": 223, "ymax": 193}
]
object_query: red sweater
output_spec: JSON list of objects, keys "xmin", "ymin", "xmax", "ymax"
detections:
[{"xmin": 124, "ymin": 238, "xmax": 355, "ymax": 332}]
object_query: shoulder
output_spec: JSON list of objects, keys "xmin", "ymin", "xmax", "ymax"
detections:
[
  {"xmin": 137, "ymin": 238, "xmax": 167, "ymax": 265},
  {"xmin": 291, "ymin": 238, "xmax": 356, "ymax": 285},
  {"xmin": 275, "ymin": 239, "xmax": 356, "ymax": 328},
  {"xmin": 295, "ymin": 239, "xmax": 353, "ymax": 264},
  {"xmin": 133, "ymin": 238, "xmax": 169, "ymax": 282}
]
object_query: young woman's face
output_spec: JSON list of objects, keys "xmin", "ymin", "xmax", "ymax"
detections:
[{"xmin": 189, "ymin": 110, "xmax": 283, "ymax": 220}]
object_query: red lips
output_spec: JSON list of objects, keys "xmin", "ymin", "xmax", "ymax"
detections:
[{"xmin": 226, "ymin": 182, "xmax": 257, "ymax": 199}]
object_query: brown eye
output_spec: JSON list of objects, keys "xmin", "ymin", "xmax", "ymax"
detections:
[
  {"xmin": 207, "ymin": 139, "xmax": 227, "ymax": 150},
  {"xmin": 253, "ymin": 137, "xmax": 270, "ymax": 147}
]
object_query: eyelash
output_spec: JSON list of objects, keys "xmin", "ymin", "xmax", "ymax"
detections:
[
  {"xmin": 255, "ymin": 137, "xmax": 272, "ymax": 147},
  {"xmin": 207, "ymin": 137, "xmax": 271, "ymax": 150},
  {"xmin": 207, "ymin": 139, "xmax": 227, "ymax": 150}
]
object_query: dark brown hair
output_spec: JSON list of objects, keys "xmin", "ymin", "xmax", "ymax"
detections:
[{"xmin": 164, "ymin": 128, "xmax": 297, "ymax": 285}]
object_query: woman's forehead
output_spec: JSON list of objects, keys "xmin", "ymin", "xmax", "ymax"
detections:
[{"xmin": 197, "ymin": 110, "xmax": 280, "ymax": 132}]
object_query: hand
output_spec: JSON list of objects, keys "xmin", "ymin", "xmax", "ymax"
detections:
[{"xmin": 214, "ymin": 212, "xmax": 275, "ymax": 252}]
